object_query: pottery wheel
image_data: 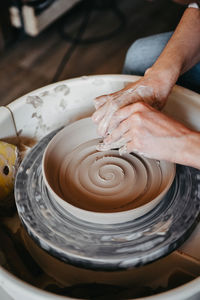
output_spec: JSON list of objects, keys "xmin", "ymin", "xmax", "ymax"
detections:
[{"xmin": 15, "ymin": 128, "xmax": 200, "ymax": 271}]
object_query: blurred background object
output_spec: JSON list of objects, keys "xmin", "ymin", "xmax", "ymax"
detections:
[
  {"xmin": 9, "ymin": 0, "xmax": 81, "ymax": 36},
  {"xmin": 0, "ymin": 0, "xmax": 184, "ymax": 106},
  {"xmin": 0, "ymin": 1, "xmax": 16, "ymax": 51}
]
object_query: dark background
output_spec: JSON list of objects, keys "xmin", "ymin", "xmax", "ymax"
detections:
[{"xmin": 0, "ymin": 0, "xmax": 184, "ymax": 106}]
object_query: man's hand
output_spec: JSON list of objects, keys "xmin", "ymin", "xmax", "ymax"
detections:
[
  {"xmin": 97, "ymin": 102, "xmax": 200, "ymax": 167},
  {"xmin": 92, "ymin": 74, "xmax": 170, "ymax": 138},
  {"xmin": 91, "ymin": 3, "xmax": 200, "ymax": 168}
]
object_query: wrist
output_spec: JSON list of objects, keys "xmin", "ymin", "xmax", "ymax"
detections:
[
  {"xmin": 141, "ymin": 65, "xmax": 179, "ymax": 108},
  {"xmin": 145, "ymin": 63, "xmax": 181, "ymax": 95}
]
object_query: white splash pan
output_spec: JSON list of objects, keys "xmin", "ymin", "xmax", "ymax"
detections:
[{"xmin": 0, "ymin": 75, "xmax": 200, "ymax": 300}]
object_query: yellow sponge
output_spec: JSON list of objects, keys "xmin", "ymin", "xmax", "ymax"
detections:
[{"xmin": 0, "ymin": 141, "xmax": 19, "ymax": 201}]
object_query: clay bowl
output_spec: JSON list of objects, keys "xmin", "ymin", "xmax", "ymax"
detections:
[{"xmin": 42, "ymin": 118, "xmax": 175, "ymax": 224}]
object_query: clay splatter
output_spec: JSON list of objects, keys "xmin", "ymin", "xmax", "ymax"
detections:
[
  {"xmin": 59, "ymin": 99, "xmax": 67, "ymax": 110},
  {"xmin": 54, "ymin": 84, "xmax": 70, "ymax": 95},
  {"xmin": 26, "ymin": 96, "xmax": 43, "ymax": 108},
  {"xmin": 39, "ymin": 91, "xmax": 49, "ymax": 97}
]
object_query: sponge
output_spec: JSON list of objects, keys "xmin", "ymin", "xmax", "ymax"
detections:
[{"xmin": 0, "ymin": 141, "xmax": 19, "ymax": 215}]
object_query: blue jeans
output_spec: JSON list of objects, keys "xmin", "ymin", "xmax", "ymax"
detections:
[{"xmin": 123, "ymin": 32, "xmax": 200, "ymax": 94}]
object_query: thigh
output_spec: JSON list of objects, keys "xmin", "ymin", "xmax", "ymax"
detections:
[{"xmin": 123, "ymin": 32, "xmax": 173, "ymax": 75}]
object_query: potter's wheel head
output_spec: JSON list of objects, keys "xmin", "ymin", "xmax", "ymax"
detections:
[{"xmin": 42, "ymin": 118, "xmax": 175, "ymax": 224}]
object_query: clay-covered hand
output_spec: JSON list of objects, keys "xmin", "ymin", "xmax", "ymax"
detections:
[
  {"xmin": 97, "ymin": 102, "xmax": 196, "ymax": 165},
  {"xmin": 92, "ymin": 75, "xmax": 170, "ymax": 137}
]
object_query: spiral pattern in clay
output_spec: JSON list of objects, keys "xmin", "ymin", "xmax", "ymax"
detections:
[{"xmin": 58, "ymin": 139, "xmax": 163, "ymax": 212}]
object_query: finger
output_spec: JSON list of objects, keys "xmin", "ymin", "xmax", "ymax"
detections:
[
  {"xmin": 93, "ymin": 93, "xmax": 121, "ymax": 126},
  {"xmin": 107, "ymin": 101, "xmax": 153, "ymax": 134},
  {"xmin": 97, "ymin": 100, "xmax": 119, "ymax": 136},
  {"xmin": 119, "ymin": 141, "xmax": 149, "ymax": 157},
  {"xmin": 97, "ymin": 96, "xmax": 134, "ymax": 137},
  {"xmin": 92, "ymin": 95, "xmax": 121, "ymax": 125},
  {"xmin": 94, "ymin": 95, "xmax": 109, "ymax": 110},
  {"xmin": 97, "ymin": 131, "xmax": 131, "ymax": 151},
  {"xmin": 119, "ymin": 141, "xmax": 137, "ymax": 155},
  {"xmin": 92, "ymin": 102, "xmax": 108, "ymax": 124},
  {"xmin": 104, "ymin": 119, "xmax": 130, "ymax": 145},
  {"xmin": 96, "ymin": 92, "xmax": 133, "ymax": 136},
  {"xmin": 107, "ymin": 106, "xmax": 132, "ymax": 134},
  {"xmin": 97, "ymin": 109, "xmax": 115, "ymax": 137},
  {"xmin": 107, "ymin": 102, "xmax": 148, "ymax": 133},
  {"xmin": 95, "ymin": 92, "xmax": 153, "ymax": 136}
]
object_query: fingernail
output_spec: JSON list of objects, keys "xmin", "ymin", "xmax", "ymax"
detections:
[
  {"xmin": 119, "ymin": 145, "xmax": 127, "ymax": 156},
  {"xmin": 96, "ymin": 143, "xmax": 110, "ymax": 151}
]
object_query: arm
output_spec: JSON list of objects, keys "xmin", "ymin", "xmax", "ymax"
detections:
[
  {"xmin": 146, "ymin": 5, "xmax": 200, "ymax": 96},
  {"xmin": 92, "ymin": 6, "xmax": 200, "ymax": 137}
]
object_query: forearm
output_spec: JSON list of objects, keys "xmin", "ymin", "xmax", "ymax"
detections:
[
  {"xmin": 93, "ymin": 7, "xmax": 200, "ymax": 136},
  {"xmin": 145, "ymin": 7, "xmax": 200, "ymax": 97}
]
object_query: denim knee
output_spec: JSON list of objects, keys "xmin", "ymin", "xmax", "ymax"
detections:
[{"xmin": 123, "ymin": 32, "xmax": 173, "ymax": 75}]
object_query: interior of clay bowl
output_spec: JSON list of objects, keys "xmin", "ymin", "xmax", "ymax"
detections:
[{"xmin": 42, "ymin": 118, "xmax": 175, "ymax": 224}]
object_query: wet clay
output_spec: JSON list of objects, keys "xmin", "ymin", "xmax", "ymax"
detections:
[
  {"xmin": 59, "ymin": 139, "xmax": 165, "ymax": 212},
  {"xmin": 43, "ymin": 118, "xmax": 175, "ymax": 221}
]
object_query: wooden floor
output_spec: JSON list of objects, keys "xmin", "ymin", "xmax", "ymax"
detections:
[{"xmin": 0, "ymin": 0, "xmax": 184, "ymax": 106}]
